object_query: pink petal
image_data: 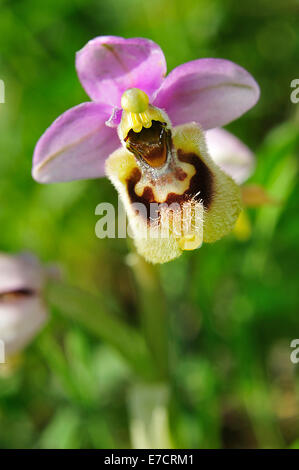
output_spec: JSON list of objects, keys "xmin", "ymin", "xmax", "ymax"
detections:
[
  {"xmin": 0, "ymin": 296, "xmax": 48, "ymax": 355},
  {"xmin": 205, "ymin": 128, "xmax": 255, "ymax": 184},
  {"xmin": 0, "ymin": 253, "xmax": 48, "ymax": 355},
  {"xmin": 32, "ymin": 102, "xmax": 120, "ymax": 183},
  {"xmin": 76, "ymin": 36, "xmax": 167, "ymax": 106},
  {"xmin": 105, "ymin": 107, "xmax": 123, "ymax": 128},
  {"xmin": 154, "ymin": 58, "xmax": 260, "ymax": 129},
  {"xmin": 0, "ymin": 253, "xmax": 44, "ymax": 294}
]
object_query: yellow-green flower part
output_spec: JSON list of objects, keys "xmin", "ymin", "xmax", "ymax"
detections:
[{"xmin": 106, "ymin": 89, "xmax": 241, "ymax": 264}]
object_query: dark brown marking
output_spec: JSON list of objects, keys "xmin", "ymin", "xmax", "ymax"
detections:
[
  {"xmin": 0, "ymin": 288, "xmax": 35, "ymax": 302},
  {"xmin": 126, "ymin": 167, "xmax": 159, "ymax": 221},
  {"xmin": 174, "ymin": 166, "xmax": 187, "ymax": 181},
  {"xmin": 177, "ymin": 150, "xmax": 213, "ymax": 209},
  {"xmin": 126, "ymin": 150, "xmax": 214, "ymax": 224},
  {"xmin": 142, "ymin": 186, "xmax": 155, "ymax": 203}
]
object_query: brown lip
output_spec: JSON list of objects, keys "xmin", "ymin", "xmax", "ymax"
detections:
[
  {"xmin": 125, "ymin": 120, "xmax": 171, "ymax": 169},
  {"xmin": 126, "ymin": 149, "xmax": 214, "ymax": 224},
  {"xmin": 0, "ymin": 288, "xmax": 36, "ymax": 302}
]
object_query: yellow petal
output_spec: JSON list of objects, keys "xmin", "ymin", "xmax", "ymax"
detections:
[{"xmin": 233, "ymin": 210, "xmax": 252, "ymax": 241}]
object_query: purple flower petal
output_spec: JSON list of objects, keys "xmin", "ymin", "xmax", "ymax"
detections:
[
  {"xmin": 76, "ymin": 36, "xmax": 167, "ymax": 106},
  {"xmin": 0, "ymin": 296, "xmax": 48, "ymax": 355},
  {"xmin": 105, "ymin": 107, "xmax": 123, "ymax": 128},
  {"xmin": 205, "ymin": 128, "xmax": 255, "ymax": 184},
  {"xmin": 32, "ymin": 102, "xmax": 120, "ymax": 183},
  {"xmin": 154, "ymin": 58, "xmax": 260, "ymax": 129},
  {"xmin": 0, "ymin": 253, "xmax": 44, "ymax": 294},
  {"xmin": 0, "ymin": 253, "xmax": 48, "ymax": 355}
]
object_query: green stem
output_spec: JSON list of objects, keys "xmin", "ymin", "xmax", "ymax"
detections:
[
  {"xmin": 127, "ymin": 253, "xmax": 169, "ymax": 381},
  {"xmin": 45, "ymin": 279, "xmax": 155, "ymax": 381}
]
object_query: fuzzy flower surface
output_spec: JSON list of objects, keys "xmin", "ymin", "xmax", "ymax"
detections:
[{"xmin": 32, "ymin": 36, "xmax": 260, "ymax": 263}]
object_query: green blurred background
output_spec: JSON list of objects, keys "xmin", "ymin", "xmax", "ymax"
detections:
[{"xmin": 0, "ymin": 0, "xmax": 298, "ymax": 449}]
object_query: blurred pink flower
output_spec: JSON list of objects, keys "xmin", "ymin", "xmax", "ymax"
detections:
[
  {"xmin": 205, "ymin": 127, "xmax": 255, "ymax": 184},
  {"xmin": 0, "ymin": 253, "xmax": 48, "ymax": 356}
]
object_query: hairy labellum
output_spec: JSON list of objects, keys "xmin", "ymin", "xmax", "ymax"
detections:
[{"xmin": 106, "ymin": 100, "xmax": 241, "ymax": 264}]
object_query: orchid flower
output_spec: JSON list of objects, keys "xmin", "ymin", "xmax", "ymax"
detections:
[
  {"xmin": 0, "ymin": 253, "xmax": 48, "ymax": 356},
  {"xmin": 205, "ymin": 127, "xmax": 255, "ymax": 185},
  {"xmin": 32, "ymin": 36, "xmax": 259, "ymax": 263}
]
